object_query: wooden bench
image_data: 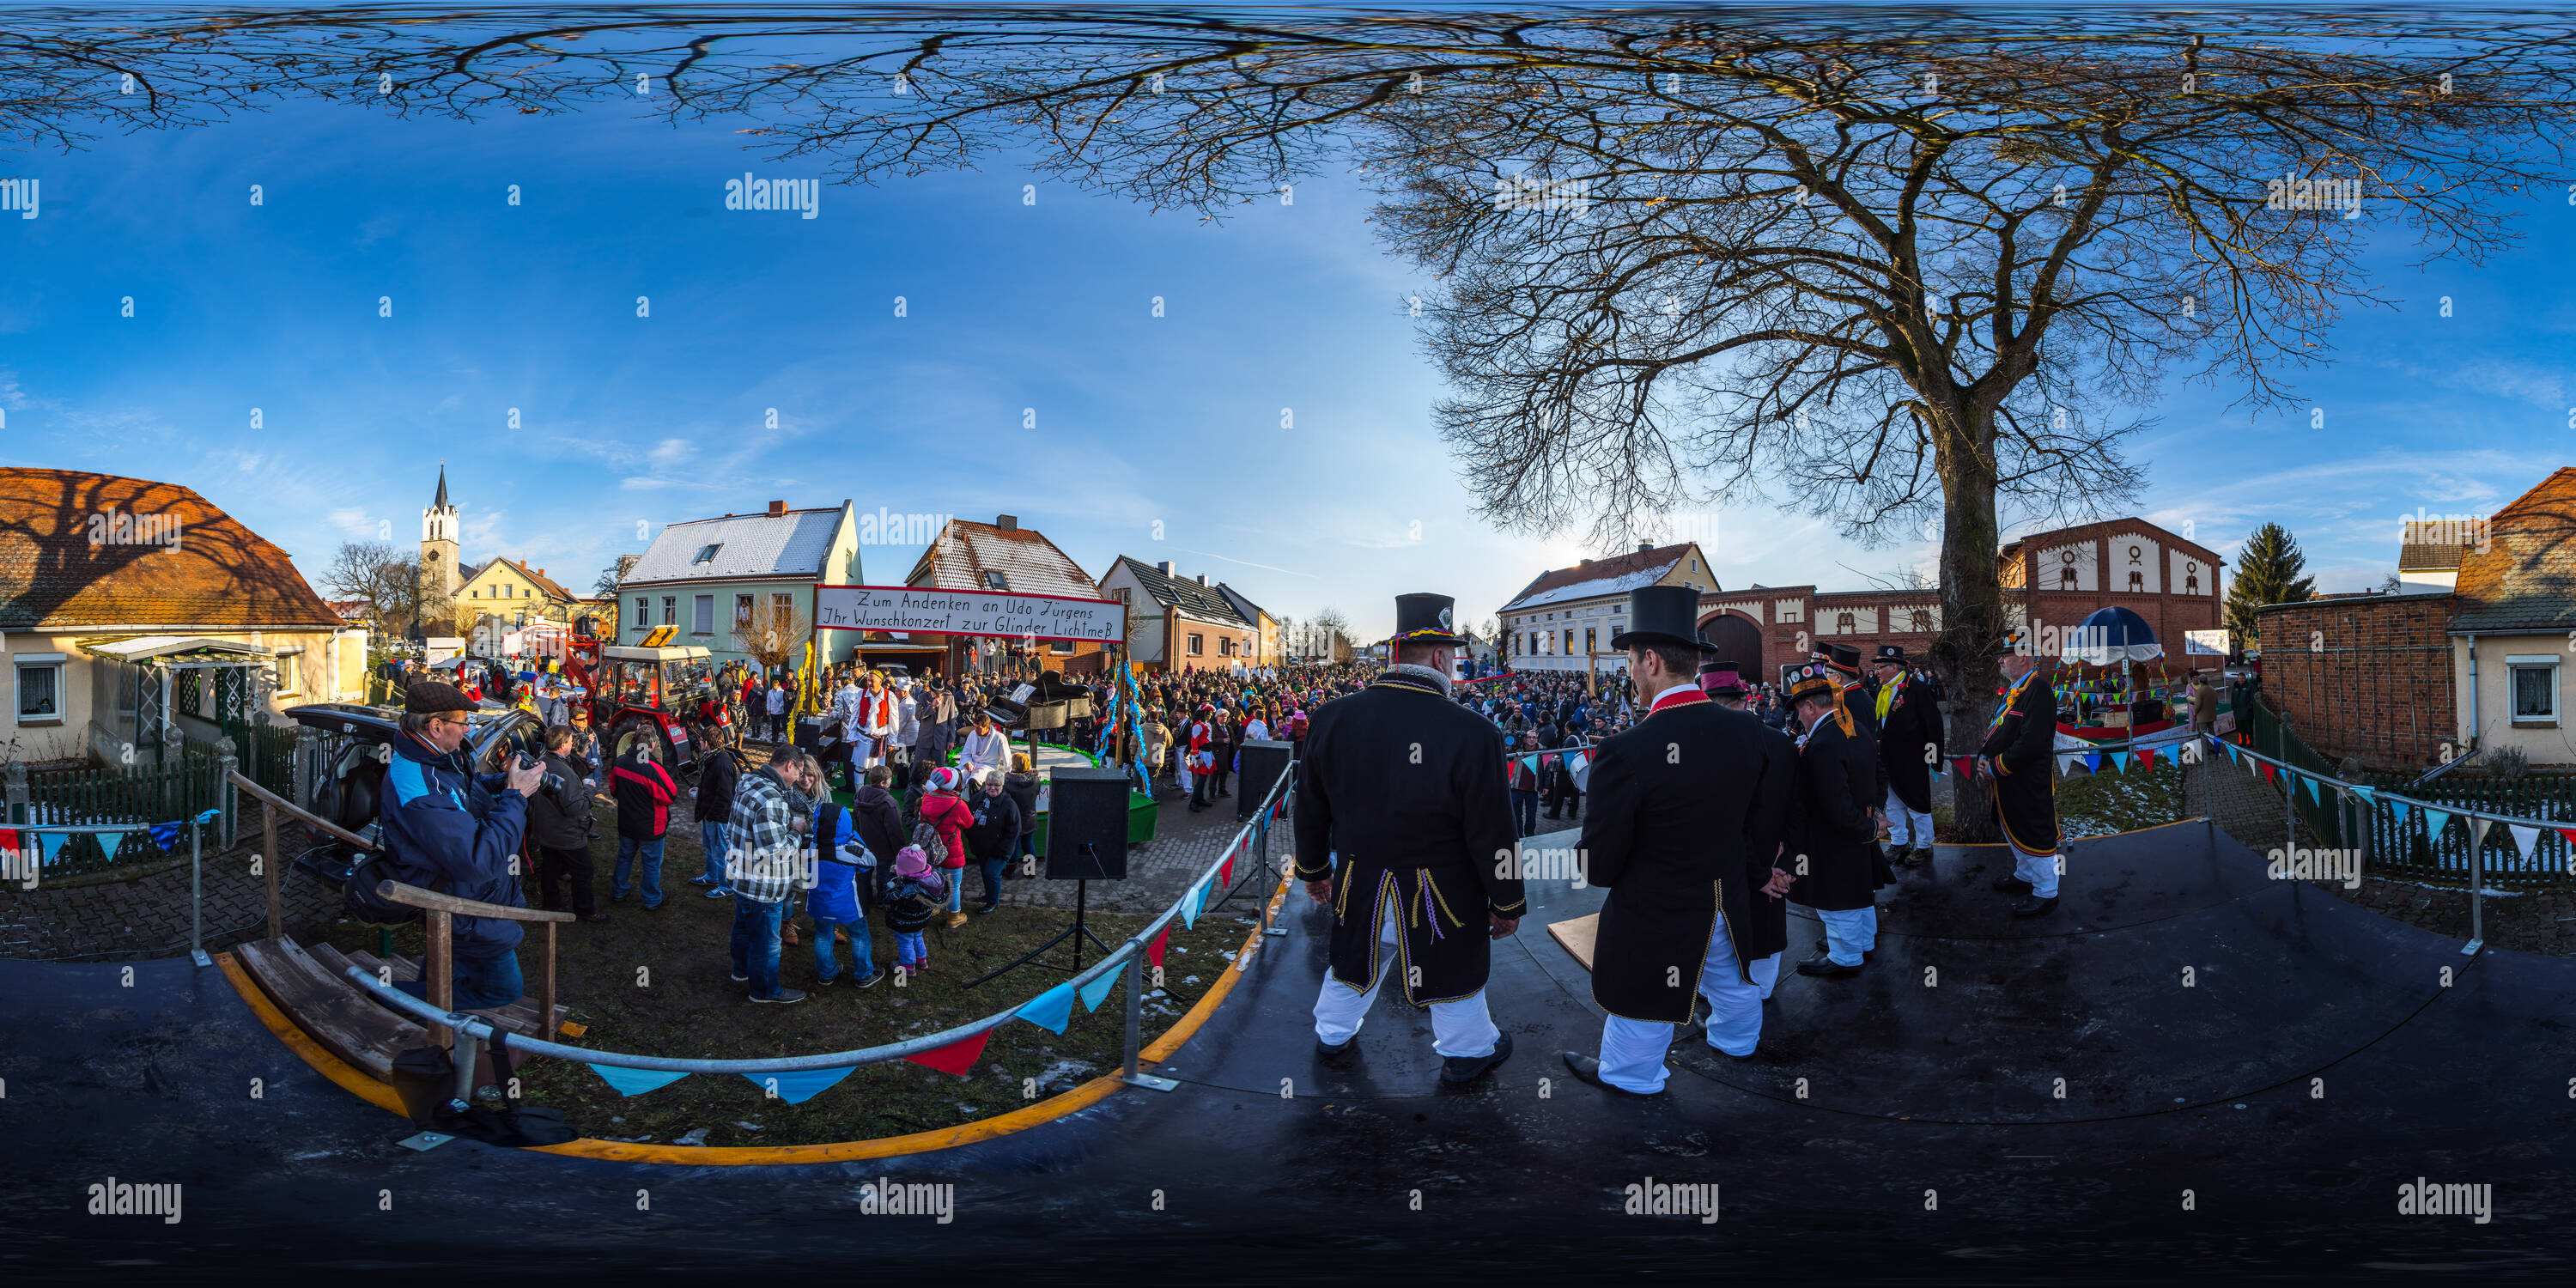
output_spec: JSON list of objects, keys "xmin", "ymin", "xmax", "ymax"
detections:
[{"xmin": 234, "ymin": 936, "xmax": 430, "ymax": 1081}]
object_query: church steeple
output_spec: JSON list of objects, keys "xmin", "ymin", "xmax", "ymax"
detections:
[{"xmin": 433, "ymin": 461, "xmax": 449, "ymax": 510}]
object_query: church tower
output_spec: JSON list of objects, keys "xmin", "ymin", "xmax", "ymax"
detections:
[{"xmin": 419, "ymin": 462, "xmax": 461, "ymax": 635}]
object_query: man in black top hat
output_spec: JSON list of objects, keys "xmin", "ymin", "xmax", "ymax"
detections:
[
  {"xmin": 1562, "ymin": 589, "xmax": 1795, "ymax": 1098},
  {"xmin": 1784, "ymin": 661, "xmax": 1883, "ymax": 977},
  {"xmin": 1296, "ymin": 593, "xmax": 1523, "ymax": 1085},
  {"xmin": 1868, "ymin": 644, "xmax": 1944, "ymax": 866},
  {"xmin": 1817, "ymin": 641, "xmax": 1896, "ymax": 884},
  {"xmin": 1981, "ymin": 639, "xmax": 2063, "ymax": 916}
]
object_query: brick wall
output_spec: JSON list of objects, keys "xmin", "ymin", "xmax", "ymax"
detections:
[{"xmin": 2256, "ymin": 594, "xmax": 2457, "ymax": 771}]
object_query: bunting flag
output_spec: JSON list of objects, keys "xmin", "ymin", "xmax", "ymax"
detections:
[
  {"xmin": 2223, "ymin": 742, "xmax": 2240, "ymax": 765},
  {"xmin": 2084, "ymin": 751, "xmax": 2103, "ymax": 775},
  {"xmin": 2351, "ymin": 785, "xmax": 2379, "ymax": 805},
  {"xmin": 2469, "ymin": 817, "xmax": 2491, "ymax": 853},
  {"xmin": 2507, "ymin": 824, "xmax": 2541, "ymax": 858},
  {"xmin": 903, "ymin": 1027, "xmax": 993, "ymax": 1077},
  {"xmin": 1218, "ymin": 854, "xmax": 1235, "ymax": 888},
  {"xmin": 1954, "ymin": 756, "xmax": 1978, "ymax": 780},
  {"xmin": 2136, "ymin": 747, "xmax": 2157, "ymax": 773},
  {"xmin": 1014, "ymin": 979, "xmax": 1080, "ymax": 1035},
  {"xmin": 0, "ymin": 828, "xmax": 15, "ymax": 859},
  {"xmin": 150, "ymin": 823, "xmax": 182, "ymax": 852},
  {"xmin": 1146, "ymin": 923, "xmax": 1171, "ymax": 969},
  {"xmin": 2389, "ymin": 799, "xmax": 2415, "ymax": 823},
  {"xmin": 94, "ymin": 830, "xmax": 127, "ymax": 862},
  {"xmin": 1078, "ymin": 964, "xmax": 1123, "ymax": 1013},
  {"xmin": 2257, "ymin": 762, "xmax": 2275, "ymax": 785},
  {"xmin": 2301, "ymin": 776, "xmax": 2322, "ymax": 806},
  {"xmin": 1182, "ymin": 879, "xmax": 1209, "ymax": 929},
  {"xmin": 2111, "ymin": 750, "xmax": 2130, "ymax": 772},
  {"xmin": 2421, "ymin": 808, "xmax": 2453, "ymax": 839},
  {"xmin": 589, "ymin": 1064, "xmax": 690, "ymax": 1097},
  {"xmin": 2057, "ymin": 754, "xmax": 2082, "ymax": 776},
  {"xmin": 739, "ymin": 1066, "xmax": 860, "ymax": 1104}
]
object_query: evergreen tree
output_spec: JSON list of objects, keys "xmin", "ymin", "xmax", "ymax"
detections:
[{"xmin": 2223, "ymin": 523, "xmax": 2317, "ymax": 651}]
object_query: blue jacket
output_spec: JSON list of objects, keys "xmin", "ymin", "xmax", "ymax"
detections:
[
  {"xmin": 805, "ymin": 801, "xmax": 875, "ymax": 923},
  {"xmin": 380, "ymin": 729, "xmax": 529, "ymax": 954}
]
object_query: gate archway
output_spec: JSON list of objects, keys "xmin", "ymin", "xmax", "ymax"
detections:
[{"xmin": 1696, "ymin": 611, "xmax": 1764, "ymax": 679}]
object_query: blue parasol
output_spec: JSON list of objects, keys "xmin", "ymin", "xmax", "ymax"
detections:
[{"xmin": 2061, "ymin": 605, "xmax": 2164, "ymax": 665}]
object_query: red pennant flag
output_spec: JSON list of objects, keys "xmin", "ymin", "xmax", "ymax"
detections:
[
  {"xmin": 2258, "ymin": 762, "xmax": 2275, "ymax": 784},
  {"xmin": 1953, "ymin": 756, "xmax": 1976, "ymax": 779},
  {"xmin": 2558, "ymin": 829, "xmax": 2576, "ymax": 850},
  {"xmin": 903, "ymin": 1027, "xmax": 993, "ymax": 1077},
  {"xmin": 1219, "ymin": 854, "xmax": 1234, "ymax": 887},
  {"xmin": 2136, "ymin": 747, "xmax": 2157, "ymax": 772},
  {"xmin": 1147, "ymin": 924, "xmax": 1171, "ymax": 969}
]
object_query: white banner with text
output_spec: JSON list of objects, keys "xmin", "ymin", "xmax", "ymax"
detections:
[{"xmin": 813, "ymin": 584, "xmax": 1127, "ymax": 643}]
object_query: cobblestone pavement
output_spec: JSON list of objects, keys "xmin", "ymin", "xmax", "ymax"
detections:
[{"xmin": 0, "ymin": 811, "xmax": 340, "ymax": 962}]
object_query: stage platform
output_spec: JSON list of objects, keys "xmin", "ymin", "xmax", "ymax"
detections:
[{"xmin": 5, "ymin": 819, "xmax": 2572, "ymax": 1278}]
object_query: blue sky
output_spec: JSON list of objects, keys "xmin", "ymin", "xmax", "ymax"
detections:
[{"xmin": 3, "ymin": 84, "xmax": 2571, "ymax": 636}]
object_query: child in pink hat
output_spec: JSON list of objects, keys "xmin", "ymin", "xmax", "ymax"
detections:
[{"xmin": 884, "ymin": 844, "xmax": 946, "ymax": 974}]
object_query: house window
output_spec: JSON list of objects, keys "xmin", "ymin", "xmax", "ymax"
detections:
[
  {"xmin": 662, "ymin": 597, "xmax": 677, "ymax": 629},
  {"xmin": 1051, "ymin": 639, "xmax": 1074, "ymax": 653},
  {"xmin": 1585, "ymin": 628, "xmax": 1596, "ymax": 656},
  {"xmin": 983, "ymin": 570, "xmax": 1009, "ymax": 591},
  {"xmin": 274, "ymin": 647, "xmax": 303, "ymax": 697},
  {"xmin": 693, "ymin": 594, "xmax": 715, "ymax": 635},
  {"xmin": 1564, "ymin": 629, "xmax": 1575, "ymax": 654},
  {"xmin": 1188, "ymin": 633, "xmax": 1205, "ymax": 656},
  {"xmin": 735, "ymin": 594, "xmax": 756, "ymax": 629},
  {"xmin": 771, "ymin": 592, "xmax": 794, "ymax": 629},
  {"xmin": 635, "ymin": 596, "xmax": 650, "ymax": 627},
  {"xmin": 2509, "ymin": 656, "xmax": 2559, "ymax": 724},
  {"xmin": 1219, "ymin": 637, "xmax": 1234, "ymax": 657},
  {"xmin": 15, "ymin": 654, "xmax": 64, "ymax": 722},
  {"xmin": 693, "ymin": 543, "xmax": 723, "ymax": 565}
]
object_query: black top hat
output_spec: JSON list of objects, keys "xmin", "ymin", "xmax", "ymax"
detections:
[
  {"xmin": 1698, "ymin": 659, "xmax": 1749, "ymax": 697},
  {"xmin": 1609, "ymin": 586, "xmax": 1705, "ymax": 653},
  {"xmin": 1785, "ymin": 661, "xmax": 1841, "ymax": 706},
  {"xmin": 1815, "ymin": 642, "xmax": 1863, "ymax": 674},
  {"xmin": 1871, "ymin": 643, "xmax": 1908, "ymax": 665},
  {"xmin": 1388, "ymin": 592, "xmax": 1467, "ymax": 647}
]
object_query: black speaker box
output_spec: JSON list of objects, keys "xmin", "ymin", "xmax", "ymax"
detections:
[
  {"xmin": 1045, "ymin": 765, "xmax": 1129, "ymax": 879},
  {"xmin": 1236, "ymin": 738, "xmax": 1293, "ymax": 820}
]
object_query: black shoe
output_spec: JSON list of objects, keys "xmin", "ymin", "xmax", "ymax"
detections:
[
  {"xmin": 1991, "ymin": 875, "xmax": 2032, "ymax": 893},
  {"xmin": 1795, "ymin": 952, "xmax": 1863, "ymax": 978},
  {"xmin": 1561, "ymin": 1050, "xmax": 1662, "ymax": 1099},
  {"xmin": 1812, "ymin": 938, "xmax": 1871, "ymax": 960},
  {"xmin": 1316, "ymin": 1036, "xmax": 1355, "ymax": 1062},
  {"xmin": 854, "ymin": 970, "xmax": 884, "ymax": 989},
  {"xmin": 1440, "ymin": 1030, "xmax": 1513, "ymax": 1084},
  {"xmin": 2011, "ymin": 895, "xmax": 2059, "ymax": 918},
  {"xmin": 1676, "ymin": 999, "xmax": 1710, "ymax": 1034},
  {"xmin": 976, "ymin": 901, "xmax": 1000, "ymax": 914}
]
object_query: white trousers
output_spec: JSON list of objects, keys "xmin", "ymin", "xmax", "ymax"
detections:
[
  {"xmin": 1816, "ymin": 904, "xmax": 1877, "ymax": 967},
  {"xmin": 1312, "ymin": 914, "xmax": 1500, "ymax": 1059},
  {"xmin": 1883, "ymin": 786, "xmax": 1935, "ymax": 850},
  {"xmin": 2014, "ymin": 846, "xmax": 2063, "ymax": 899},
  {"xmin": 1594, "ymin": 916, "xmax": 1779, "ymax": 1092}
]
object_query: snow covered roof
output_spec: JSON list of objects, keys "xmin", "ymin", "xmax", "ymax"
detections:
[
  {"xmin": 622, "ymin": 504, "xmax": 848, "ymax": 586},
  {"xmin": 1500, "ymin": 544, "xmax": 1698, "ymax": 613}
]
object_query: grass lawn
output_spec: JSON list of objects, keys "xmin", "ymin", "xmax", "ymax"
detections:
[
  {"xmin": 1934, "ymin": 762, "xmax": 2189, "ymax": 841},
  {"xmin": 317, "ymin": 799, "xmax": 1265, "ymax": 1146}
]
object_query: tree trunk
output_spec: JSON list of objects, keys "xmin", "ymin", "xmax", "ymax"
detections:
[{"xmin": 1930, "ymin": 411, "xmax": 2009, "ymax": 844}]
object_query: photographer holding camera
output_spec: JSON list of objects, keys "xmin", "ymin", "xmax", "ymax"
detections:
[
  {"xmin": 382, "ymin": 681, "xmax": 543, "ymax": 1012},
  {"xmin": 527, "ymin": 725, "xmax": 606, "ymax": 923}
]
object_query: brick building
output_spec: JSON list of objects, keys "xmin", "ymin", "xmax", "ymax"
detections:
[
  {"xmin": 2253, "ymin": 593, "xmax": 2457, "ymax": 770},
  {"xmin": 1690, "ymin": 518, "xmax": 2226, "ymax": 684}
]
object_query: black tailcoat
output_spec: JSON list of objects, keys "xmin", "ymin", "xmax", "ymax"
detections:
[
  {"xmin": 1740, "ymin": 718, "xmax": 1800, "ymax": 962},
  {"xmin": 1979, "ymin": 668, "xmax": 2062, "ymax": 855},
  {"xmin": 1787, "ymin": 706, "xmax": 1880, "ymax": 912},
  {"xmin": 1292, "ymin": 673, "xmax": 1525, "ymax": 1005},
  {"xmin": 1874, "ymin": 674, "xmax": 1945, "ymax": 815},
  {"xmin": 1576, "ymin": 696, "xmax": 1786, "ymax": 1023},
  {"xmin": 1837, "ymin": 678, "xmax": 1892, "ymax": 808}
]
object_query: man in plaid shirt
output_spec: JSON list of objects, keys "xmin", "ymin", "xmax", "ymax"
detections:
[{"xmin": 726, "ymin": 748, "xmax": 822, "ymax": 1004}]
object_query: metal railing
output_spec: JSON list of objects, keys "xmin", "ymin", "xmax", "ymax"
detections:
[
  {"xmin": 345, "ymin": 766, "xmax": 1299, "ymax": 1094},
  {"xmin": 3, "ymin": 817, "xmax": 222, "ymax": 963}
]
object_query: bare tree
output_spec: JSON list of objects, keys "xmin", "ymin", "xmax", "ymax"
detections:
[
  {"xmin": 318, "ymin": 540, "xmax": 418, "ymax": 635},
  {"xmin": 732, "ymin": 602, "xmax": 813, "ymax": 676},
  {"xmin": 595, "ymin": 554, "xmax": 641, "ymax": 599}
]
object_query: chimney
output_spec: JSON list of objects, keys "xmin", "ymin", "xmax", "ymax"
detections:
[
  {"xmin": 1195, "ymin": 574, "xmax": 1210, "ymax": 586},
  {"xmin": 1157, "ymin": 561, "xmax": 1176, "ymax": 576},
  {"xmin": 768, "ymin": 500, "xmax": 787, "ymax": 517},
  {"xmin": 995, "ymin": 514, "xmax": 1018, "ymax": 532},
  {"xmin": 1637, "ymin": 542, "xmax": 1653, "ymax": 554},
  {"xmin": 1578, "ymin": 557, "xmax": 1594, "ymax": 566}
]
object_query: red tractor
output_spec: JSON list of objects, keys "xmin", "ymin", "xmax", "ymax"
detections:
[{"xmin": 562, "ymin": 623, "xmax": 737, "ymax": 771}]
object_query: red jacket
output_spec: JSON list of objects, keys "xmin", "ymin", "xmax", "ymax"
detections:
[
  {"xmin": 611, "ymin": 753, "xmax": 677, "ymax": 839},
  {"xmin": 917, "ymin": 792, "xmax": 974, "ymax": 869}
]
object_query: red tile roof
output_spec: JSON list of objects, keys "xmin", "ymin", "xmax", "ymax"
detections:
[
  {"xmin": 0, "ymin": 468, "xmax": 341, "ymax": 631},
  {"xmin": 2451, "ymin": 466, "xmax": 2576, "ymax": 632},
  {"xmin": 907, "ymin": 519, "xmax": 1103, "ymax": 601}
]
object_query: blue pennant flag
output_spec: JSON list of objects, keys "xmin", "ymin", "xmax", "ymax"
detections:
[
  {"xmin": 740, "ymin": 1066, "xmax": 859, "ymax": 1104},
  {"xmin": 1078, "ymin": 964, "xmax": 1122, "ymax": 1013},
  {"xmin": 2421, "ymin": 808, "xmax": 2453, "ymax": 838},
  {"xmin": 149, "ymin": 823, "xmax": 181, "ymax": 851},
  {"xmin": 2083, "ymin": 751, "xmax": 2102, "ymax": 775},
  {"xmin": 94, "ymin": 830, "xmax": 127, "ymax": 861},
  {"xmin": 2389, "ymin": 799, "xmax": 2415, "ymax": 823},
  {"xmin": 589, "ymin": 1064, "xmax": 690, "ymax": 1097},
  {"xmin": 1016, "ymin": 980, "xmax": 1079, "ymax": 1035},
  {"xmin": 1182, "ymin": 879, "xmax": 1209, "ymax": 929},
  {"xmin": 2351, "ymin": 785, "xmax": 2379, "ymax": 805},
  {"xmin": 2222, "ymin": 742, "xmax": 2239, "ymax": 764},
  {"xmin": 2301, "ymin": 776, "xmax": 2323, "ymax": 805},
  {"xmin": 2111, "ymin": 751, "xmax": 2130, "ymax": 772}
]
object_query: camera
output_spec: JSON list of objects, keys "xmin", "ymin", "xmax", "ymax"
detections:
[{"xmin": 514, "ymin": 751, "xmax": 568, "ymax": 797}]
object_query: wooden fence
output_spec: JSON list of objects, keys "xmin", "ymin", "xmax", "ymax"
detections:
[{"xmin": 9, "ymin": 744, "xmax": 228, "ymax": 877}]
